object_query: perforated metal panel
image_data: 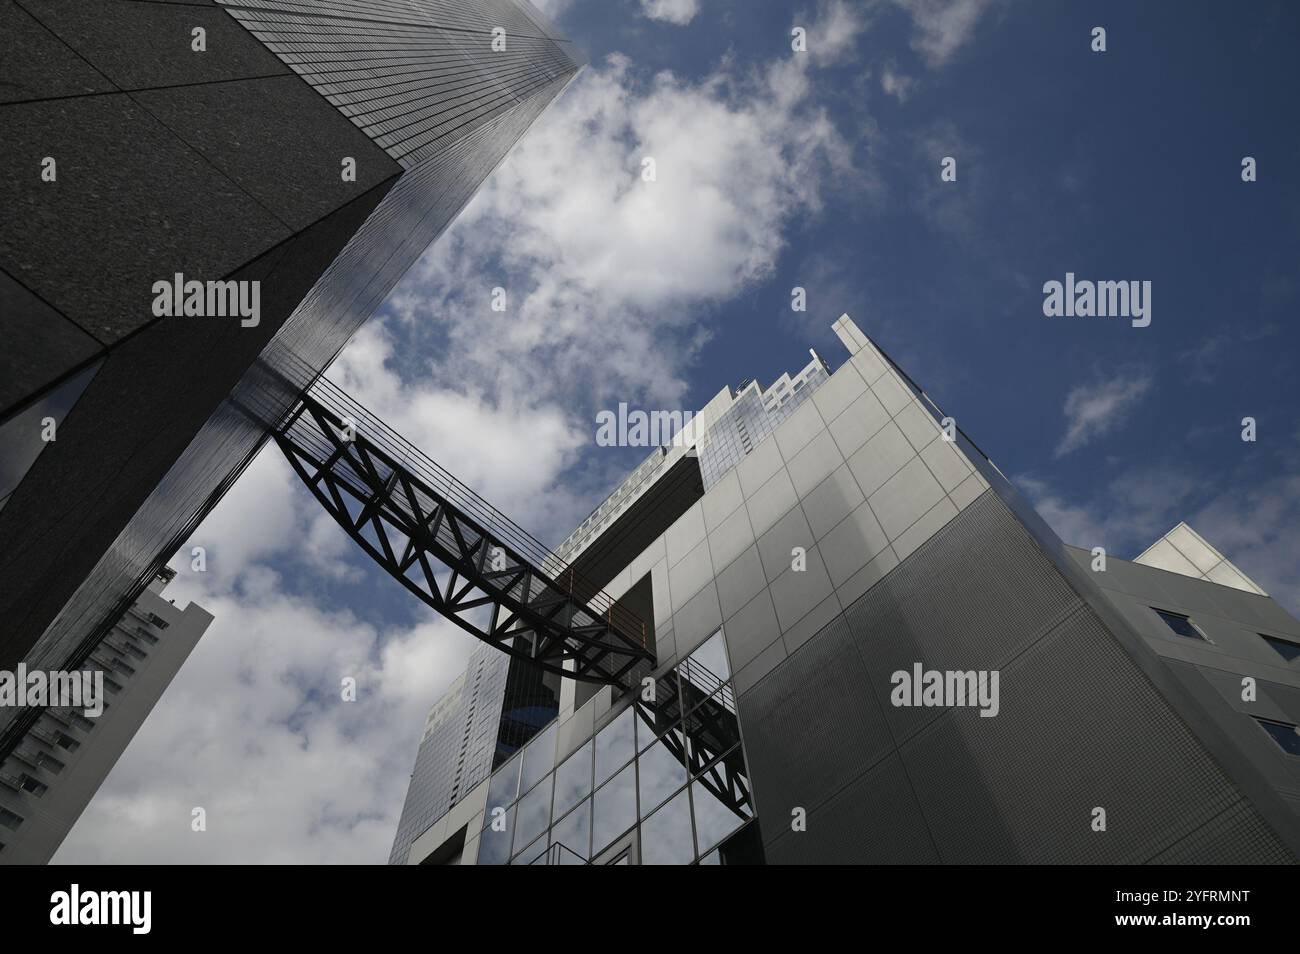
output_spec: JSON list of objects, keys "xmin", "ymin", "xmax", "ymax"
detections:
[{"xmin": 739, "ymin": 492, "xmax": 1296, "ymax": 863}]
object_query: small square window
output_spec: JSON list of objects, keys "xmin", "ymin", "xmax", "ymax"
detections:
[
  {"xmin": 1261, "ymin": 634, "xmax": 1300, "ymax": 663},
  {"xmin": 1153, "ymin": 609, "xmax": 1206, "ymax": 641},
  {"xmin": 1254, "ymin": 718, "xmax": 1300, "ymax": 757},
  {"xmin": 0, "ymin": 808, "xmax": 22, "ymax": 830}
]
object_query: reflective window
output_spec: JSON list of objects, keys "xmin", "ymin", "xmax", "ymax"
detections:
[
  {"xmin": 699, "ymin": 849, "xmax": 720, "ymax": 865},
  {"xmin": 514, "ymin": 774, "xmax": 553, "ymax": 850},
  {"xmin": 1255, "ymin": 717, "xmax": 1300, "ymax": 756},
  {"xmin": 0, "ymin": 360, "xmax": 102, "ymax": 513},
  {"xmin": 520, "ymin": 721, "xmax": 557, "ymax": 794},
  {"xmin": 690, "ymin": 780, "xmax": 750, "ymax": 856},
  {"xmin": 640, "ymin": 788, "xmax": 693, "ymax": 865},
  {"xmin": 1261, "ymin": 634, "xmax": 1300, "ymax": 662},
  {"xmin": 1153, "ymin": 608, "xmax": 1205, "ymax": 641},
  {"xmin": 550, "ymin": 798, "xmax": 591, "ymax": 861},
  {"xmin": 486, "ymin": 754, "xmax": 520, "ymax": 812},
  {"xmin": 636, "ymin": 675, "xmax": 680, "ymax": 749},
  {"xmin": 592, "ymin": 762, "xmax": 637, "ymax": 855},
  {"xmin": 477, "ymin": 805, "xmax": 515, "ymax": 866},
  {"xmin": 552, "ymin": 740, "xmax": 592, "ymax": 822},
  {"xmin": 683, "ymin": 693, "xmax": 741, "ymax": 774},
  {"xmin": 638, "ymin": 730, "xmax": 688, "ymax": 816},
  {"xmin": 683, "ymin": 629, "xmax": 730, "ymax": 684},
  {"xmin": 513, "ymin": 833, "xmax": 547, "ymax": 865},
  {"xmin": 594, "ymin": 706, "xmax": 636, "ymax": 786}
]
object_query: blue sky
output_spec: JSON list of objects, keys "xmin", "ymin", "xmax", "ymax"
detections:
[{"xmin": 56, "ymin": 0, "xmax": 1300, "ymax": 863}]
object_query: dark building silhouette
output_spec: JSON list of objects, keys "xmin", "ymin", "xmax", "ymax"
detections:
[{"xmin": 0, "ymin": 0, "xmax": 582, "ymax": 748}]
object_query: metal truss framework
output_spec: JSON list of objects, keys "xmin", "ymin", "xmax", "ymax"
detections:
[
  {"xmin": 274, "ymin": 389, "xmax": 653, "ymax": 687},
  {"xmin": 635, "ymin": 666, "xmax": 753, "ymax": 821}
]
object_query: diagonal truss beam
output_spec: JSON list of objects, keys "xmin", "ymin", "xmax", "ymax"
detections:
[{"xmin": 274, "ymin": 390, "xmax": 653, "ymax": 687}]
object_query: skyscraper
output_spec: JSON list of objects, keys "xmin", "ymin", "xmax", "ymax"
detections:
[
  {"xmin": 0, "ymin": 567, "xmax": 211, "ymax": 864},
  {"xmin": 388, "ymin": 642, "xmax": 561, "ymax": 865},
  {"xmin": 395, "ymin": 315, "xmax": 1300, "ymax": 864},
  {"xmin": 0, "ymin": 0, "xmax": 583, "ymax": 751}
]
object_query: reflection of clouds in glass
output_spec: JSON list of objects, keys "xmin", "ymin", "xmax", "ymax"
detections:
[
  {"xmin": 593, "ymin": 762, "xmax": 636, "ymax": 854},
  {"xmin": 513, "ymin": 832, "xmax": 547, "ymax": 865},
  {"xmin": 638, "ymin": 733, "xmax": 687, "ymax": 815},
  {"xmin": 476, "ymin": 620, "xmax": 755, "ymax": 864},
  {"xmin": 550, "ymin": 798, "xmax": 591, "ymax": 859},
  {"xmin": 594, "ymin": 706, "xmax": 635, "ymax": 786},
  {"xmin": 486, "ymin": 753, "xmax": 520, "ymax": 810},
  {"xmin": 687, "ymin": 630, "xmax": 730, "ymax": 681},
  {"xmin": 690, "ymin": 781, "xmax": 748, "ymax": 856},
  {"xmin": 514, "ymin": 774, "xmax": 552, "ymax": 848},
  {"xmin": 519, "ymin": 721, "xmax": 557, "ymax": 793},
  {"xmin": 477, "ymin": 805, "xmax": 515, "ymax": 865},
  {"xmin": 641, "ymin": 789, "xmax": 693, "ymax": 865},
  {"xmin": 552, "ymin": 741, "xmax": 592, "ymax": 821}
]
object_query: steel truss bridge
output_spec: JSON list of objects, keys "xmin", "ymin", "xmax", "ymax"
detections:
[{"xmin": 273, "ymin": 376, "xmax": 655, "ymax": 688}]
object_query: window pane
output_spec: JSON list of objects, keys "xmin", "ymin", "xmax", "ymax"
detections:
[
  {"xmin": 0, "ymin": 360, "xmax": 102, "ymax": 513},
  {"xmin": 515, "ymin": 774, "xmax": 553, "ymax": 849},
  {"xmin": 690, "ymin": 780, "xmax": 750, "ymax": 856},
  {"xmin": 685, "ymin": 629, "xmax": 730, "ymax": 682},
  {"xmin": 552, "ymin": 741, "xmax": 592, "ymax": 822},
  {"xmin": 683, "ymin": 687, "xmax": 741, "ymax": 773},
  {"xmin": 638, "ymin": 730, "xmax": 688, "ymax": 816},
  {"xmin": 593, "ymin": 762, "xmax": 637, "ymax": 854},
  {"xmin": 513, "ymin": 833, "xmax": 547, "ymax": 865},
  {"xmin": 1262, "ymin": 634, "xmax": 1300, "ymax": 662},
  {"xmin": 1256, "ymin": 718, "xmax": 1300, "ymax": 756},
  {"xmin": 636, "ymin": 674, "xmax": 681, "ymax": 749},
  {"xmin": 1154, "ymin": 609, "xmax": 1204, "ymax": 641},
  {"xmin": 640, "ymin": 788, "xmax": 693, "ymax": 865},
  {"xmin": 595, "ymin": 706, "xmax": 636, "ymax": 786},
  {"xmin": 477, "ymin": 805, "xmax": 515, "ymax": 866},
  {"xmin": 550, "ymin": 798, "xmax": 591, "ymax": 861},
  {"xmin": 486, "ymin": 755, "xmax": 521, "ymax": 813},
  {"xmin": 520, "ymin": 721, "xmax": 557, "ymax": 794}
]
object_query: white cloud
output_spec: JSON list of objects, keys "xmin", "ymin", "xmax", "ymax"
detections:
[
  {"xmin": 1018, "ymin": 467, "xmax": 1199, "ymax": 553},
  {"xmin": 639, "ymin": 0, "xmax": 699, "ymax": 26},
  {"xmin": 527, "ymin": 0, "xmax": 574, "ymax": 19},
  {"xmin": 1191, "ymin": 473, "xmax": 1300, "ymax": 613},
  {"xmin": 891, "ymin": 0, "xmax": 996, "ymax": 68},
  {"xmin": 1055, "ymin": 368, "xmax": 1153, "ymax": 458},
  {"xmin": 800, "ymin": 0, "xmax": 869, "ymax": 65},
  {"xmin": 365, "ymin": 39, "xmax": 855, "ymax": 536},
  {"xmin": 880, "ymin": 62, "xmax": 917, "ymax": 101}
]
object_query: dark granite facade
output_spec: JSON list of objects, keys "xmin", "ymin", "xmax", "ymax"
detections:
[{"xmin": 0, "ymin": 0, "xmax": 582, "ymax": 748}]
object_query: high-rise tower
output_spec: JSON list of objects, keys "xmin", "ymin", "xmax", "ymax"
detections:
[
  {"xmin": 0, "ymin": 1, "xmax": 583, "ymax": 747},
  {"xmin": 0, "ymin": 567, "xmax": 211, "ymax": 864}
]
